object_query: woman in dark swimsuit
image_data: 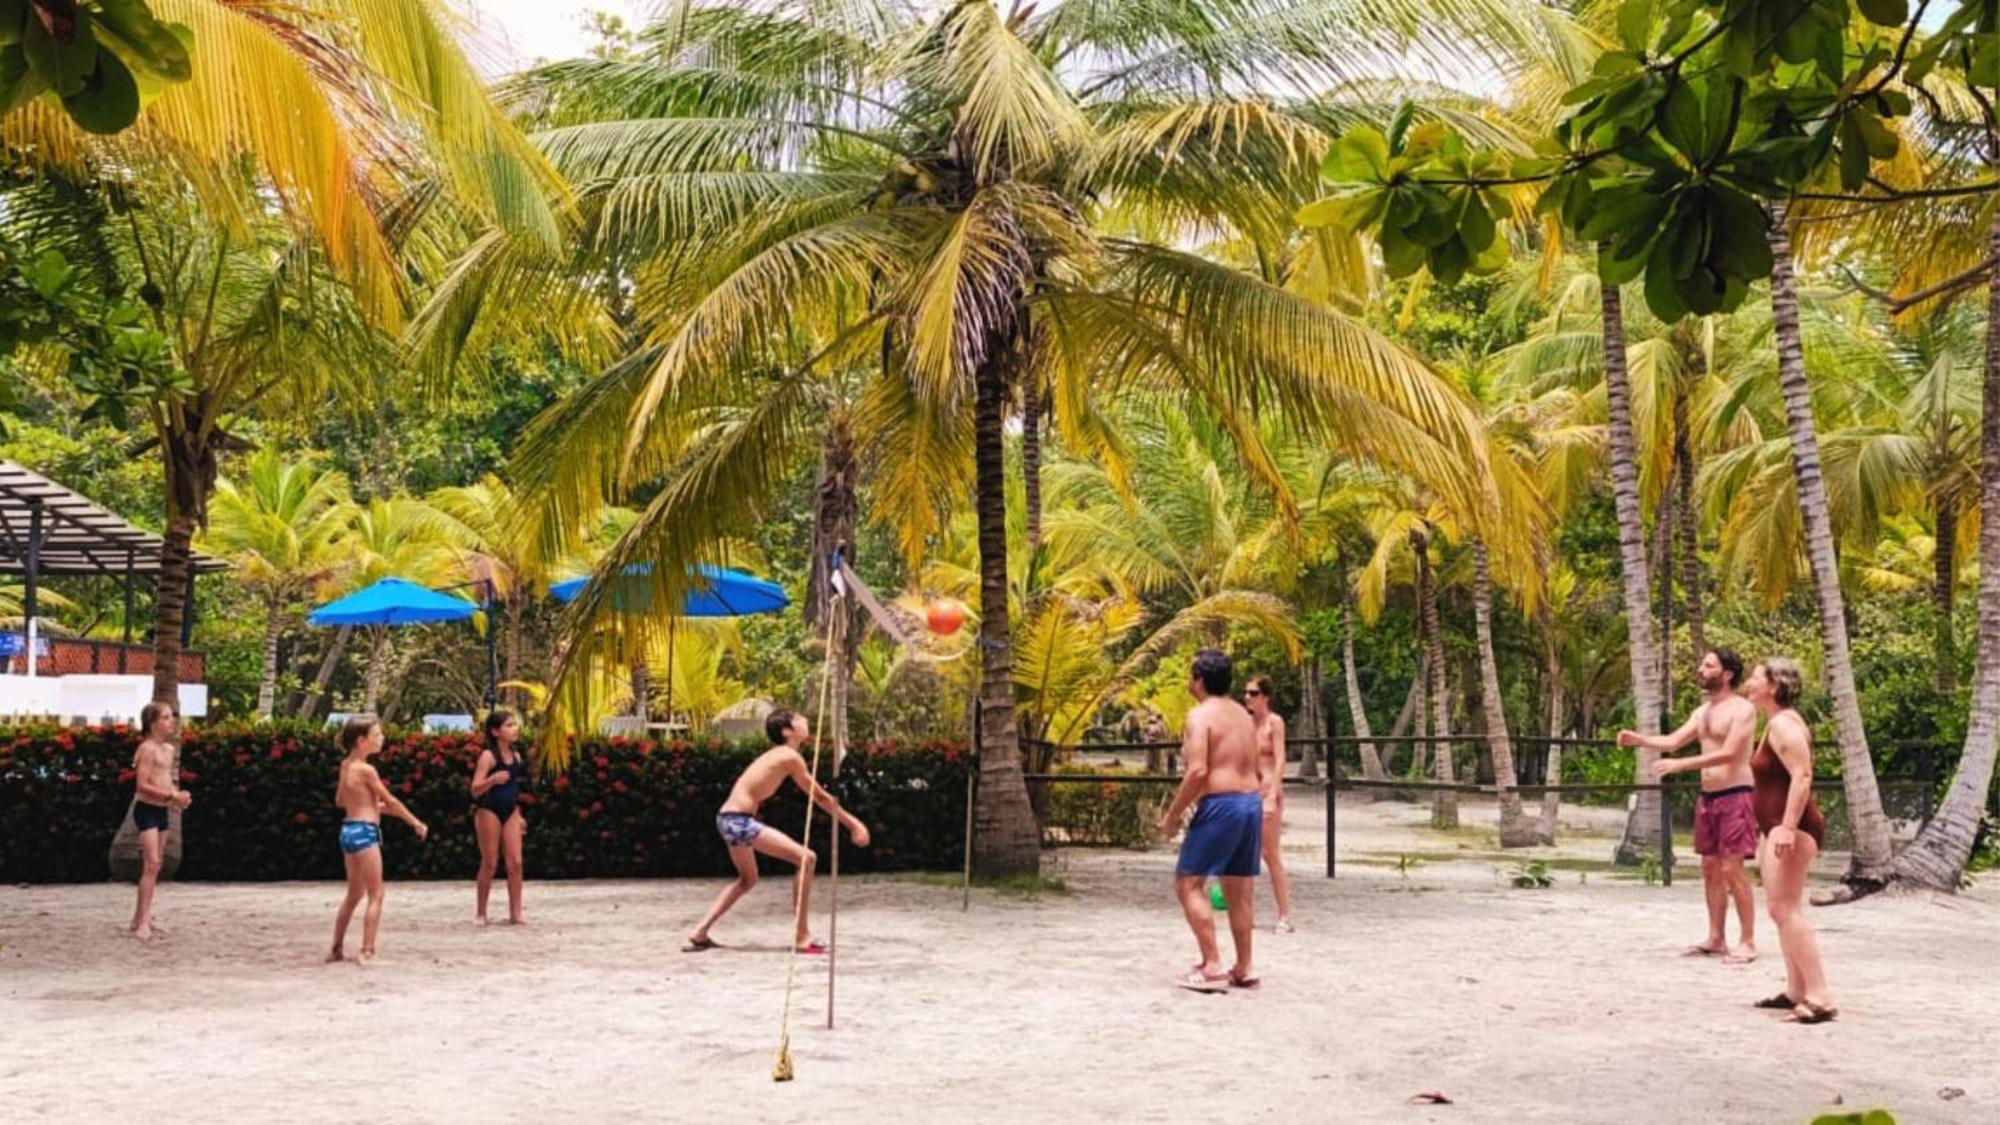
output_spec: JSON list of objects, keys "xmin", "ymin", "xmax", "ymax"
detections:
[
  {"xmin": 1744, "ymin": 658, "xmax": 1835, "ymax": 1024},
  {"xmin": 470, "ymin": 709, "xmax": 529, "ymax": 925}
]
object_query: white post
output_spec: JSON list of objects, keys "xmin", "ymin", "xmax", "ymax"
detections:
[{"xmin": 24, "ymin": 615, "xmax": 36, "ymax": 678}]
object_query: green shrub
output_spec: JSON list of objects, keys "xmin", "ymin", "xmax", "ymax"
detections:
[
  {"xmin": 1037, "ymin": 766, "xmax": 1167, "ymax": 849},
  {"xmin": 0, "ymin": 724, "xmax": 969, "ymax": 882}
]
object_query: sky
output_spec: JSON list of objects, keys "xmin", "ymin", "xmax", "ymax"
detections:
[{"xmin": 455, "ymin": 0, "xmax": 659, "ymax": 75}]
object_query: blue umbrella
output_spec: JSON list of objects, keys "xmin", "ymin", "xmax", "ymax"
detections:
[
  {"xmin": 549, "ymin": 564, "xmax": 790, "ymax": 725},
  {"xmin": 308, "ymin": 578, "xmax": 481, "ymax": 626},
  {"xmin": 548, "ymin": 564, "xmax": 789, "ymax": 617}
]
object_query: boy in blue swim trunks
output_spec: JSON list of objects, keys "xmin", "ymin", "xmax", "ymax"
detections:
[
  {"xmin": 684, "ymin": 708, "xmax": 870, "ymax": 954},
  {"xmin": 129, "ymin": 702, "xmax": 191, "ymax": 942},
  {"xmin": 328, "ymin": 717, "xmax": 427, "ymax": 966},
  {"xmin": 1156, "ymin": 649, "xmax": 1265, "ymax": 992}
]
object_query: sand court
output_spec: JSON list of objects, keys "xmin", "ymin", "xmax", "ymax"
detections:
[{"xmin": 3, "ymin": 794, "xmax": 1992, "ymax": 1123}]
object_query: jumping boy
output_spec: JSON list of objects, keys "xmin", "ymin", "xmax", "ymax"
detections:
[{"xmin": 684, "ymin": 708, "xmax": 870, "ymax": 954}]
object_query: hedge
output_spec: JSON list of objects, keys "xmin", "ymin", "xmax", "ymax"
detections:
[{"xmin": 0, "ymin": 725, "xmax": 971, "ymax": 883}]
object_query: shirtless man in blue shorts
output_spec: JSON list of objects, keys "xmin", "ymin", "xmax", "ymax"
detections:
[
  {"xmin": 1157, "ymin": 648, "xmax": 1265, "ymax": 992},
  {"xmin": 684, "ymin": 708, "xmax": 870, "ymax": 954}
]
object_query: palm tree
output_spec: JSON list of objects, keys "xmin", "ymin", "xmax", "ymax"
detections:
[
  {"xmin": 1, "ymin": 0, "xmax": 561, "ymax": 707},
  {"xmin": 1764, "ymin": 205, "xmax": 1895, "ymax": 881},
  {"xmin": 202, "ymin": 450, "xmax": 353, "ymax": 720},
  {"xmin": 428, "ymin": 475, "xmax": 549, "ymax": 702},
  {"xmin": 419, "ymin": 1, "xmax": 1520, "ymax": 875}
]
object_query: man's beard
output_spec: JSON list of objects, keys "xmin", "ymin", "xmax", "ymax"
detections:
[{"xmin": 1698, "ymin": 671, "xmax": 1725, "ymax": 692}]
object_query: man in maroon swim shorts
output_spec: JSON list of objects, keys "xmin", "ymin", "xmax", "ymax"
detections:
[{"xmin": 1622, "ymin": 648, "xmax": 1761, "ymax": 964}]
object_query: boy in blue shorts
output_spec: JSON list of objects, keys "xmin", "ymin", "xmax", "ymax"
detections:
[{"xmin": 1156, "ymin": 649, "xmax": 1265, "ymax": 992}]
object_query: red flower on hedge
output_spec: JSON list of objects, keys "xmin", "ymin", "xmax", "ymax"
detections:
[
  {"xmin": 179, "ymin": 770, "xmax": 196, "ymax": 783},
  {"xmin": 612, "ymin": 780, "xmax": 628, "ymax": 795},
  {"xmin": 553, "ymin": 775, "xmax": 571, "ymax": 792},
  {"xmin": 293, "ymin": 813, "xmax": 309, "ymax": 825},
  {"xmin": 269, "ymin": 747, "xmax": 284, "ymax": 760},
  {"xmin": 117, "ymin": 768, "xmax": 135, "ymax": 783}
]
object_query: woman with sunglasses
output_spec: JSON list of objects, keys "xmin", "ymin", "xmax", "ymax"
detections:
[{"xmin": 1244, "ymin": 675, "xmax": 1295, "ymax": 932}]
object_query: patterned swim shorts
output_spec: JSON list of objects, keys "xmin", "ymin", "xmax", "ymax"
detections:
[{"xmin": 716, "ymin": 811, "xmax": 764, "ymax": 847}]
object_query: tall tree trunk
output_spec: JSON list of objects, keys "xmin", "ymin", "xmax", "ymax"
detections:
[
  {"xmin": 363, "ymin": 627, "xmax": 388, "ymax": 715},
  {"xmin": 1386, "ymin": 645, "xmax": 1427, "ymax": 775},
  {"xmin": 1933, "ymin": 498, "xmax": 1958, "ymax": 696},
  {"xmin": 255, "ymin": 597, "xmax": 283, "ymax": 721},
  {"xmin": 1768, "ymin": 205, "xmax": 1894, "ymax": 882},
  {"xmin": 1344, "ymin": 596, "xmax": 1386, "ymax": 780},
  {"xmin": 1296, "ymin": 652, "xmax": 1323, "ymax": 780},
  {"xmin": 1473, "ymin": 540, "xmax": 1534, "ymax": 845},
  {"xmin": 1601, "ymin": 274, "xmax": 1667, "ymax": 863},
  {"xmin": 1407, "ymin": 645, "xmax": 1430, "ymax": 779},
  {"xmin": 506, "ymin": 594, "xmax": 524, "ymax": 709},
  {"xmin": 1414, "ymin": 529, "xmax": 1456, "ymax": 828},
  {"xmin": 297, "ymin": 624, "xmax": 353, "ymax": 719},
  {"xmin": 1675, "ymin": 388, "xmax": 1706, "ymax": 664},
  {"xmin": 1655, "ymin": 467, "xmax": 1676, "ymax": 711},
  {"xmin": 631, "ymin": 660, "xmax": 649, "ymax": 719},
  {"xmin": 1891, "ymin": 207, "xmax": 2000, "ymax": 890},
  {"xmin": 971, "ymin": 343, "xmax": 1040, "ymax": 877},
  {"xmin": 150, "ymin": 415, "xmax": 222, "ymax": 707},
  {"xmin": 1022, "ymin": 376, "xmax": 1043, "ymax": 556},
  {"xmin": 1538, "ymin": 619, "xmax": 1565, "ymax": 844},
  {"xmin": 808, "ymin": 413, "xmax": 860, "ymax": 759}
]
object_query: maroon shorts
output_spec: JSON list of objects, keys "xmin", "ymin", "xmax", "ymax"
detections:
[{"xmin": 1694, "ymin": 786, "xmax": 1757, "ymax": 858}]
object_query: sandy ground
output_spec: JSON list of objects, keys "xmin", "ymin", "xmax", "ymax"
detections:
[{"xmin": 2, "ymin": 793, "xmax": 1994, "ymax": 1124}]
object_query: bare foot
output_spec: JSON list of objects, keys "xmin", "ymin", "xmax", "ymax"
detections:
[
  {"xmin": 148, "ymin": 918, "xmax": 170, "ymax": 936},
  {"xmin": 133, "ymin": 922, "xmax": 154, "ymax": 942},
  {"xmin": 1680, "ymin": 940, "xmax": 1727, "ymax": 957},
  {"xmin": 325, "ymin": 947, "xmax": 345, "ymax": 963},
  {"xmin": 507, "ymin": 915, "xmax": 527, "ymax": 926},
  {"xmin": 1725, "ymin": 943, "xmax": 1758, "ymax": 964},
  {"xmin": 475, "ymin": 915, "xmax": 490, "ymax": 927},
  {"xmin": 357, "ymin": 950, "xmax": 376, "ymax": 968}
]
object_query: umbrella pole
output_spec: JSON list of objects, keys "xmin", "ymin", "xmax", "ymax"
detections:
[
  {"xmin": 482, "ymin": 580, "xmax": 498, "ymax": 710},
  {"xmin": 664, "ymin": 620, "xmax": 674, "ymax": 728}
]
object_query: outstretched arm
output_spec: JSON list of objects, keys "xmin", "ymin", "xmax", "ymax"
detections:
[
  {"xmin": 1653, "ymin": 707, "xmax": 1753, "ymax": 776},
  {"xmin": 1620, "ymin": 708, "xmax": 1704, "ymax": 753},
  {"xmin": 367, "ymin": 768, "xmax": 429, "ymax": 839},
  {"xmin": 786, "ymin": 755, "xmax": 869, "ymax": 845}
]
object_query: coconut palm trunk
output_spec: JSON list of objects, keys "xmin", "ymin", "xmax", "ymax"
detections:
[
  {"xmin": 1345, "ymin": 595, "xmax": 1386, "ymax": 780},
  {"xmin": 363, "ymin": 627, "xmax": 389, "ymax": 714},
  {"xmin": 971, "ymin": 341, "xmax": 1041, "ymax": 877},
  {"xmin": 1891, "ymin": 207, "xmax": 2000, "ymax": 891},
  {"xmin": 1766, "ymin": 205, "xmax": 1894, "ymax": 881},
  {"xmin": 1933, "ymin": 499, "xmax": 1958, "ymax": 695},
  {"xmin": 1022, "ymin": 376, "xmax": 1044, "ymax": 556},
  {"xmin": 256, "ymin": 597, "xmax": 284, "ymax": 721},
  {"xmin": 1473, "ymin": 540, "xmax": 1533, "ymax": 845},
  {"xmin": 1601, "ymin": 275, "xmax": 1667, "ymax": 863},
  {"xmin": 808, "ymin": 414, "xmax": 860, "ymax": 760},
  {"xmin": 1674, "ymin": 391, "xmax": 1705, "ymax": 664},
  {"xmin": 1414, "ymin": 529, "xmax": 1456, "ymax": 828},
  {"xmin": 1538, "ymin": 619, "xmax": 1565, "ymax": 844},
  {"xmin": 297, "ymin": 625, "xmax": 353, "ymax": 719},
  {"xmin": 1295, "ymin": 653, "xmax": 1323, "ymax": 780}
]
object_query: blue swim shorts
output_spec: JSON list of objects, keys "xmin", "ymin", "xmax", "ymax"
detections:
[
  {"xmin": 1175, "ymin": 792, "xmax": 1262, "ymax": 878},
  {"xmin": 339, "ymin": 819, "xmax": 382, "ymax": 855}
]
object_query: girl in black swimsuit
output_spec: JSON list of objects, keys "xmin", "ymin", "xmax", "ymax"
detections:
[{"xmin": 470, "ymin": 708, "xmax": 530, "ymax": 925}]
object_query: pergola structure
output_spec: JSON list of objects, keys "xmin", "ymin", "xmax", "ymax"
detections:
[{"xmin": 0, "ymin": 460, "xmax": 227, "ymax": 674}]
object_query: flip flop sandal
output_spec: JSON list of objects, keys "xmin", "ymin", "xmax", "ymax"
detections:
[
  {"xmin": 1787, "ymin": 1003, "xmax": 1839, "ymax": 1025},
  {"xmin": 796, "ymin": 940, "xmax": 829, "ymax": 955},
  {"xmin": 681, "ymin": 937, "xmax": 721, "ymax": 953},
  {"xmin": 1228, "ymin": 972, "xmax": 1261, "ymax": 990},
  {"xmin": 1174, "ymin": 968, "xmax": 1231, "ymax": 993},
  {"xmin": 1753, "ymin": 993, "xmax": 1795, "ymax": 1010},
  {"xmin": 1681, "ymin": 944, "xmax": 1727, "ymax": 957},
  {"xmin": 1724, "ymin": 949, "xmax": 1759, "ymax": 965}
]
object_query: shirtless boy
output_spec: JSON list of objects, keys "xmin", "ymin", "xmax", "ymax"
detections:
[
  {"xmin": 1157, "ymin": 649, "xmax": 1264, "ymax": 992},
  {"xmin": 683, "ymin": 708, "xmax": 870, "ymax": 954},
  {"xmin": 328, "ymin": 717, "xmax": 428, "ymax": 966},
  {"xmin": 129, "ymin": 702, "xmax": 191, "ymax": 941},
  {"xmin": 1620, "ymin": 648, "xmax": 1759, "ymax": 963}
]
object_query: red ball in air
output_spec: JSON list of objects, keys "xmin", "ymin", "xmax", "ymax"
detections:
[{"xmin": 926, "ymin": 598, "xmax": 966, "ymax": 637}]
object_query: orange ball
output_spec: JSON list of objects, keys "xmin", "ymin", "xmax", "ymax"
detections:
[{"xmin": 926, "ymin": 598, "xmax": 966, "ymax": 636}]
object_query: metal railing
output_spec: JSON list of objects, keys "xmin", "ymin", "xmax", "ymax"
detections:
[
  {"xmin": 2, "ymin": 637, "xmax": 205, "ymax": 681},
  {"xmin": 1020, "ymin": 733, "xmax": 1962, "ymax": 889}
]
